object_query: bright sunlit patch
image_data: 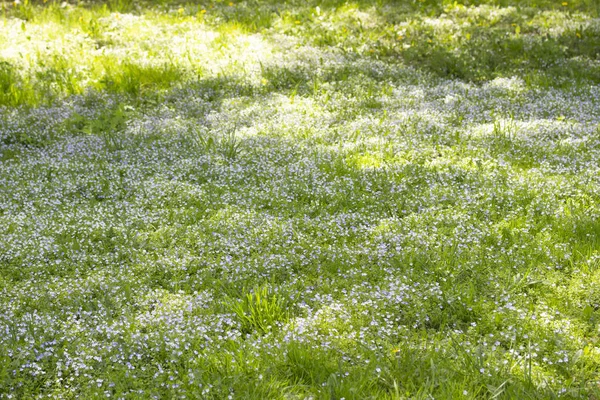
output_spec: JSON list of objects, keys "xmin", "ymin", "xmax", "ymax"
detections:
[
  {"xmin": 346, "ymin": 152, "xmax": 382, "ymax": 169},
  {"xmin": 483, "ymin": 76, "xmax": 526, "ymax": 93}
]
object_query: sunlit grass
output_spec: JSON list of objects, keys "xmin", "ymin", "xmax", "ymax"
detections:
[
  {"xmin": 1, "ymin": 0, "xmax": 598, "ymax": 107},
  {"xmin": 1, "ymin": 0, "xmax": 600, "ymax": 398}
]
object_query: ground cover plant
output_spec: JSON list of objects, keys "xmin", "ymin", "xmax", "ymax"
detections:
[{"xmin": 1, "ymin": 0, "xmax": 600, "ymax": 398}]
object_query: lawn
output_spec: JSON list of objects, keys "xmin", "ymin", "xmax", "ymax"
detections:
[{"xmin": 1, "ymin": 0, "xmax": 600, "ymax": 398}]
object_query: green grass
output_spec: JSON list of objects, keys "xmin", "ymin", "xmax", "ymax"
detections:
[{"xmin": 1, "ymin": 0, "xmax": 600, "ymax": 398}]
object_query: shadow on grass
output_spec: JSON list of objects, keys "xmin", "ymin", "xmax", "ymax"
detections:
[{"xmin": 1, "ymin": 0, "xmax": 599, "ymax": 108}]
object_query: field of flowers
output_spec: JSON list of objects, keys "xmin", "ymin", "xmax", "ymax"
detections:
[{"xmin": 1, "ymin": 0, "xmax": 599, "ymax": 398}]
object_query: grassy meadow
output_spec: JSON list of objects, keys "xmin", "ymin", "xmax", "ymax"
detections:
[{"xmin": 1, "ymin": 0, "xmax": 600, "ymax": 398}]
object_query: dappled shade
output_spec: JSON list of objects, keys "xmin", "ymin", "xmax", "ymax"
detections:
[
  {"xmin": 1, "ymin": 0, "xmax": 600, "ymax": 398},
  {"xmin": 1, "ymin": 0, "xmax": 599, "ymax": 107}
]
